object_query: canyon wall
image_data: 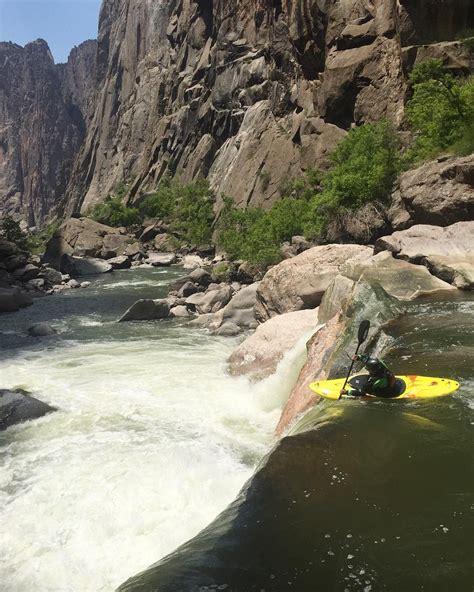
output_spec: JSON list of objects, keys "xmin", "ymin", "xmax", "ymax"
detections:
[
  {"xmin": 0, "ymin": 39, "xmax": 97, "ymax": 226},
  {"xmin": 1, "ymin": 0, "xmax": 473, "ymax": 225}
]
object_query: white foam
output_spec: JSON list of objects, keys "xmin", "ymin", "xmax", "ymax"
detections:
[{"xmin": 0, "ymin": 327, "xmax": 305, "ymax": 591}]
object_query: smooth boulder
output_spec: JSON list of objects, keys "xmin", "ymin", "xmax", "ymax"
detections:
[
  {"xmin": 119, "ymin": 299, "xmax": 170, "ymax": 322},
  {"xmin": 375, "ymin": 222, "xmax": 474, "ymax": 289},
  {"xmin": 185, "ymin": 285, "xmax": 232, "ymax": 314},
  {"xmin": 228, "ymin": 309, "xmax": 319, "ymax": 380},
  {"xmin": 255, "ymin": 244, "xmax": 373, "ymax": 321},
  {"xmin": 0, "ymin": 389, "xmax": 56, "ymax": 431},
  {"xmin": 61, "ymin": 255, "xmax": 113, "ymax": 276}
]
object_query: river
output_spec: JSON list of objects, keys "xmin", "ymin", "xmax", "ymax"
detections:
[
  {"xmin": 0, "ymin": 268, "xmax": 308, "ymax": 592},
  {"xmin": 1, "ymin": 270, "xmax": 473, "ymax": 592}
]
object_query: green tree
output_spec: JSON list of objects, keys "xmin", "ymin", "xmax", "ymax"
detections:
[
  {"xmin": 406, "ymin": 59, "xmax": 474, "ymax": 161},
  {"xmin": 0, "ymin": 217, "xmax": 29, "ymax": 250}
]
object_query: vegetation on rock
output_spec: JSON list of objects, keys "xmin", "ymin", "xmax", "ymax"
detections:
[
  {"xmin": 406, "ymin": 59, "xmax": 474, "ymax": 161},
  {"xmin": 141, "ymin": 178, "xmax": 215, "ymax": 246},
  {"xmin": 0, "ymin": 217, "xmax": 29, "ymax": 251}
]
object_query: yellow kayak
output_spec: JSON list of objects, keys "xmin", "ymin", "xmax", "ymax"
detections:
[{"xmin": 309, "ymin": 376, "xmax": 460, "ymax": 401}]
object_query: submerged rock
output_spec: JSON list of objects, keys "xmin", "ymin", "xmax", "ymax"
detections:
[
  {"xmin": 28, "ymin": 323, "xmax": 58, "ymax": 337},
  {"xmin": 119, "ymin": 299, "xmax": 170, "ymax": 322},
  {"xmin": 0, "ymin": 389, "xmax": 56, "ymax": 431}
]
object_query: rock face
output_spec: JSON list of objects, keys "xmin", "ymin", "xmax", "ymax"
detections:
[
  {"xmin": 0, "ymin": 389, "xmax": 56, "ymax": 431},
  {"xmin": 2, "ymin": 2, "xmax": 473, "ymax": 224},
  {"xmin": 375, "ymin": 222, "xmax": 474, "ymax": 289},
  {"xmin": 0, "ymin": 39, "xmax": 97, "ymax": 225},
  {"xmin": 62, "ymin": 0, "xmax": 474, "ymax": 218},
  {"xmin": 388, "ymin": 155, "xmax": 474, "ymax": 230},
  {"xmin": 255, "ymin": 244, "xmax": 373, "ymax": 321},
  {"xmin": 228, "ymin": 308, "xmax": 319, "ymax": 380}
]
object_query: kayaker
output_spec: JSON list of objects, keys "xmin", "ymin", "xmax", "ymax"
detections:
[{"xmin": 341, "ymin": 354, "xmax": 400, "ymax": 398}]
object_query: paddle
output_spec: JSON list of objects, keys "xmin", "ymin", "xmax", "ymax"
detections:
[{"xmin": 341, "ymin": 320, "xmax": 370, "ymax": 395}]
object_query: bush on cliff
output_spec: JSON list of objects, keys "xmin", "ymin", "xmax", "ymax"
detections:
[
  {"xmin": 141, "ymin": 178, "xmax": 215, "ymax": 246},
  {"xmin": 303, "ymin": 121, "xmax": 400, "ymax": 236},
  {"xmin": 217, "ymin": 122, "xmax": 399, "ymax": 265},
  {"xmin": 90, "ymin": 195, "xmax": 141, "ymax": 228},
  {"xmin": 406, "ymin": 59, "xmax": 474, "ymax": 161}
]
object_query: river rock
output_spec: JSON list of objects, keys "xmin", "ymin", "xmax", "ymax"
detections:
[
  {"xmin": 213, "ymin": 283, "xmax": 260, "ymax": 332},
  {"xmin": 60, "ymin": 255, "xmax": 112, "ymax": 276},
  {"xmin": 119, "ymin": 299, "xmax": 170, "ymax": 322},
  {"xmin": 108, "ymin": 255, "xmax": 131, "ymax": 270},
  {"xmin": 28, "ymin": 322, "xmax": 58, "ymax": 337},
  {"xmin": 25, "ymin": 278, "xmax": 45, "ymax": 291},
  {"xmin": 342, "ymin": 251, "xmax": 456, "ymax": 300},
  {"xmin": 0, "ymin": 287, "xmax": 33, "ymax": 312},
  {"xmin": 67, "ymin": 279, "xmax": 81, "ymax": 288},
  {"xmin": 153, "ymin": 234, "xmax": 175, "ymax": 252},
  {"xmin": 182, "ymin": 255, "xmax": 204, "ymax": 270},
  {"xmin": 145, "ymin": 253, "xmax": 177, "ymax": 267},
  {"xmin": 375, "ymin": 222, "xmax": 474, "ymax": 289},
  {"xmin": 255, "ymin": 244, "xmax": 373, "ymax": 322},
  {"xmin": 0, "ymin": 389, "xmax": 56, "ymax": 431},
  {"xmin": 229, "ymin": 309, "xmax": 319, "ymax": 380},
  {"xmin": 214, "ymin": 322, "xmax": 241, "ymax": 337},
  {"xmin": 12, "ymin": 264, "xmax": 40, "ymax": 281},
  {"xmin": 185, "ymin": 285, "xmax": 232, "ymax": 314},
  {"xmin": 177, "ymin": 281, "xmax": 199, "ymax": 298},
  {"xmin": 388, "ymin": 155, "xmax": 474, "ymax": 230},
  {"xmin": 170, "ymin": 305, "xmax": 190, "ymax": 318},
  {"xmin": 39, "ymin": 267, "xmax": 63, "ymax": 286},
  {"xmin": 188, "ymin": 268, "xmax": 212, "ymax": 287}
]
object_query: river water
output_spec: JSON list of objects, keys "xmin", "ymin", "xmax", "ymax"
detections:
[
  {"xmin": 0, "ymin": 268, "xmax": 309, "ymax": 592},
  {"xmin": 117, "ymin": 292, "xmax": 474, "ymax": 592}
]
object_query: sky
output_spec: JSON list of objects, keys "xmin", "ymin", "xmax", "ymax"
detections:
[{"xmin": 0, "ymin": 0, "xmax": 102, "ymax": 63}]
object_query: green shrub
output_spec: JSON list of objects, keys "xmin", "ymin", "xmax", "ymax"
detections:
[
  {"xmin": 405, "ymin": 59, "xmax": 474, "ymax": 162},
  {"xmin": 90, "ymin": 195, "xmax": 141, "ymax": 227},
  {"xmin": 0, "ymin": 216, "xmax": 29, "ymax": 250},
  {"xmin": 27, "ymin": 222, "xmax": 59, "ymax": 254},
  {"xmin": 141, "ymin": 178, "xmax": 215, "ymax": 246}
]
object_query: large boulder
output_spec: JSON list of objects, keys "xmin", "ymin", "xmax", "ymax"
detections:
[
  {"xmin": 375, "ymin": 222, "xmax": 474, "ymax": 289},
  {"xmin": 60, "ymin": 255, "xmax": 112, "ymax": 276},
  {"xmin": 388, "ymin": 155, "xmax": 474, "ymax": 230},
  {"xmin": 0, "ymin": 389, "xmax": 56, "ymax": 431},
  {"xmin": 108, "ymin": 255, "xmax": 132, "ymax": 270},
  {"xmin": 341, "ymin": 251, "xmax": 457, "ymax": 299},
  {"xmin": 185, "ymin": 285, "xmax": 232, "ymax": 314},
  {"xmin": 228, "ymin": 309, "xmax": 319, "ymax": 380},
  {"xmin": 213, "ymin": 283, "xmax": 260, "ymax": 331},
  {"xmin": 0, "ymin": 288, "xmax": 33, "ymax": 313},
  {"xmin": 145, "ymin": 252, "xmax": 177, "ymax": 267},
  {"xmin": 43, "ymin": 217, "xmax": 135, "ymax": 269},
  {"xmin": 118, "ymin": 299, "xmax": 170, "ymax": 322},
  {"xmin": 255, "ymin": 244, "xmax": 373, "ymax": 322}
]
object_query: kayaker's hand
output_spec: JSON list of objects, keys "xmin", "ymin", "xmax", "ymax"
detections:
[{"xmin": 340, "ymin": 389, "xmax": 348, "ymax": 396}]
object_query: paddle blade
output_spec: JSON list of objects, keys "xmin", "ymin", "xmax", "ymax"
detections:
[{"xmin": 358, "ymin": 320, "xmax": 370, "ymax": 344}]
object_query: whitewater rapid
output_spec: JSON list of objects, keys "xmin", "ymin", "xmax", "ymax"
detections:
[{"xmin": 0, "ymin": 271, "xmax": 309, "ymax": 591}]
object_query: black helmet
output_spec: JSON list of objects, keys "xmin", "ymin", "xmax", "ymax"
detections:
[{"xmin": 365, "ymin": 358, "xmax": 386, "ymax": 377}]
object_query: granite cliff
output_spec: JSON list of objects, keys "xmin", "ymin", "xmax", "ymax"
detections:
[
  {"xmin": 0, "ymin": 0, "xmax": 473, "ymax": 225},
  {"xmin": 0, "ymin": 39, "xmax": 96, "ymax": 226}
]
